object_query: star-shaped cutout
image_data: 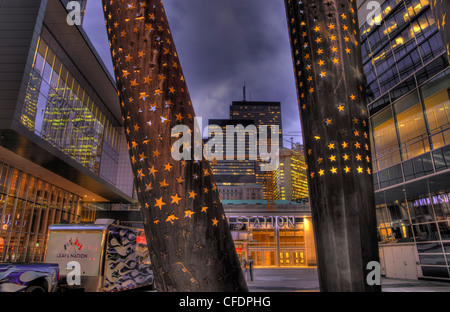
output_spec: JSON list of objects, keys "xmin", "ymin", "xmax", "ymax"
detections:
[
  {"xmin": 166, "ymin": 214, "xmax": 179, "ymax": 225},
  {"xmin": 185, "ymin": 210, "xmax": 195, "ymax": 218},
  {"xmin": 164, "ymin": 162, "xmax": 173, "ymax": 172},
  {"xmin": 188, "ymin": 191, "xmax": 197, "ymax": 199},
  {"xmin": 171, "ymin": 193, "xmax": 182, "ymax": 204},
  {"xmin": 155, "ymin": 197, "xmax": 166, "ymax": 210},
  {"xmin": 149, "ymin": 166, "xmax": 158, "ymax": 177},
  {"xmin": 159, "ymin": 179, "xmax": 169, "ymax": 188}
]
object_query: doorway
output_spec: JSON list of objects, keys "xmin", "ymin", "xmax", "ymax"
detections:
[{"xmin": 279, "ymin": 250, "xmax": 305, "ymax": 266}]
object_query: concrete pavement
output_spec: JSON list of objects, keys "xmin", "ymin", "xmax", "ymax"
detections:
[{"xmin": 245, "ymin": 268, "xmax": 450, "ymax": 292}]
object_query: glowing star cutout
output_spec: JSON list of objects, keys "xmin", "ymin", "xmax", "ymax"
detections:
[
  {"xmin": 166, "ymin": 214, "xmax": 179, "ymax": 225},
  {"xmin": 164, "ymin": 163, "xmax": 173, "ymax": 172},
  {"xmin": 188, "ymin": 191, "xmax": 197, "ymax": 199},
  {"xmin": 155, "ymin": 197, "xmax": 166, "ymax": 210},
  {"xmin": 159, "ymin": 180, "xmax": 169, "ymax": 188},
  {"xmin": 171, "ymin": 194, "xmax": 182, "ymax": 205}
]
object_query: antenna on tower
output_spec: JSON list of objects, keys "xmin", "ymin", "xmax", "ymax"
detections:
[{"xmin": 243, "ymin": 81, "xmax": 246, "ymax": 102}]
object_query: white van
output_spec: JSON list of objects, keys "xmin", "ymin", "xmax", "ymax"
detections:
[{"xmin": 44, "ymin": 219, "xmax": 154, "ymax": 292}]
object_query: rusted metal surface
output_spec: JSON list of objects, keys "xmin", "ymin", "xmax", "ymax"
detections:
[
  {"xmin": 102, "ymin": 0, "xmax": 247, "ymax": 291},
  {"xmin": 284, "ymin": 0, "xmax": 381, "ymax": 291}
]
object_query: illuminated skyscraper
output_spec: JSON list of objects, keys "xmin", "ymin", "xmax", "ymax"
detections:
[
  {"xmin": 273, "ymin": 147, "xmax": 308, "ymax": 201},
  {"xmin": 229, "ymin": 101, "xmax": 283, "ymax": 198},
  {"xmin": 230, "ymin": 101, "xmax": 283, "ymax": 148}
]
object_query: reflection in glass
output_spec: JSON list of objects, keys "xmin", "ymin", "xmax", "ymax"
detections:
[
  {"xmin": 413, "ymin": 222, "xmax": 440, "ymax": 241},
  {"xmin": 416, "ymin": 242, "xmax": 443, "ymax": 253},
  {"xmin": 422, "ymin": 71, "xmax": 450, "ymax": 149},
  {"xmin": 372, "ymin": 108, "xmax": 401, "ymax": 170},
  {"xmin": 21, "ymin": 37, "xmax": 121, "ymax": 174},
  {"xmin": 394, "ymin": 92, "xmax": 429, "ymax": 160},
  {"xmin": 419, "ymin": 254, "xmax": 446, "ymax": 265},
  {"xmin": 408, "ymin": 194, "xmax": 435, "ymax": 223}
]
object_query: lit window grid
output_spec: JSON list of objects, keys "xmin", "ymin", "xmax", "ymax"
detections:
[
  {"xmin": 375, "ymin": 188, "xmax": 450, "ymax": 280},
  {"xmin": 21, "ymin": 37, "xmax": 121, "ymax": 170},
  {"xmin": 0, "ymin": 162, "xmax": 89, "ymax": 263},
  {"xmin": 361, "ymin": 2, "xmax": 449, "ymax": 173},
  {"xmin": 361, "ymin": 1, "xmax": 441, "ymax": 105}
]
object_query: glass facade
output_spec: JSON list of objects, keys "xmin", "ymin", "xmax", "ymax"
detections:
[
  {"xmin": 361, "ymin": 0, "xmax": 450, "ymax": 279},
  {"xmin": 21, "ymin": 36, "xmax": 121, "ymax": 176},
  {"xmin": 273, "ymin": 148, "xmax": 308, "ymax": 201},
  {"xmin": 0, "ymin": 161, "xmax": 95, "ymax": 263}
]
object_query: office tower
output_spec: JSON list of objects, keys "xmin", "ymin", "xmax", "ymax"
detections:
[
  {"xmin": 230, "ymin": 100, "xmax": 283, "ymax": 148},
  {"xmin": 358, "ymin": 0, "xmax": 450, "ymax": 281},
  {"xmin": 229, "ymin": 101, "xmax": 283, "ymax": 198},
  {"xmin": 0, "ymin": 0, "xmax": 134, "ymax": 263},
  {"xmin": 273, "ymin": 147, "xmax": 308, "ymax": 201}
]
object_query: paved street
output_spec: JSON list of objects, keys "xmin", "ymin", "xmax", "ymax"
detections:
[
  {"xmin": 135, "ymin": 267, "xmax": 450, "ymax": 292},
  {"xmin": 245, "ymin": 268, "xmax": 450, "ymax": 292}
]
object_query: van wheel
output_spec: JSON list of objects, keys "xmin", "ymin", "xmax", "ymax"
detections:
[{"xmin": 25, "ymin": 285, "xmax": 46, "ymax": 292}]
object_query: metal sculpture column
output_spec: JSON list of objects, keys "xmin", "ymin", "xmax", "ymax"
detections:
[
  {"xmin": 430, "ymin": 0, "xmax": 450, "ymax": 62},
  {"xmin": 102, "ymin": 0, "xmax": 247, "ymax": 292},
  {"xmin": 284, "ymin": 0, "xmax": 381, "ymax": 291}
]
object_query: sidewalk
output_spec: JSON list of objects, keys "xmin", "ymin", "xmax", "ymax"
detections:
[{"xmin": 246, "ymin": 268, "xmax": 450, "ymax": 292}]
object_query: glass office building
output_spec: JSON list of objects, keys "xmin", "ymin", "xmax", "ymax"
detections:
[
  {"xmin": 358, "ymin": 0, "xmax": 450, "ymax": 280},
  {"xmin": 0, "ymin": 0, "xmax": 134, "ymax": 262}
]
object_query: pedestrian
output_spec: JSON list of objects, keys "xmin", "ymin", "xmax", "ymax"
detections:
[
  {"xmin": 248, "ymin": 257, "xmax": 253, "ymax": 281},
  {"xmin": 242, "ymin": 258, "xmax": 248, "ymax": 280}
]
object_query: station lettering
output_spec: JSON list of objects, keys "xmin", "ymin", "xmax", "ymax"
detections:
[{"xmin": 227, "ymin": 216, "xmax": 297, "ymax": 230}]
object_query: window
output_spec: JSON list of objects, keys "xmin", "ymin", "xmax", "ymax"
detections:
[
  {"xmin": 393, "ymin": 91, "xmax": 429, "ymax": 160},
  {"xmin": 372, "ymin": 108, "xmax": 401, "ymax": 170},
  {"xmin": 422, "ymin": 70, "xmax": 450, "ymax": 149}
]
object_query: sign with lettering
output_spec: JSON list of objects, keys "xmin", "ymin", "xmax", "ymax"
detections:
[{"xmin": 227, "ymin": 216, "xmax": 301, "ymax": 230}]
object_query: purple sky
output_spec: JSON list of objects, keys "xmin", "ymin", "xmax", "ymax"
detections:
[{"xmin": 82, "ymin": 0, "xmax": 303, "ymax": 147}]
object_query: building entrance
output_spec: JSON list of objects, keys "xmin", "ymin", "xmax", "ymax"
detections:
[
  {"xmin": 249, "ymin": 249, "xmax": 276, "ymax": 267},
  {"xmin": 279, "ymin": 250, "xmax": 305, "ymax": 266}
]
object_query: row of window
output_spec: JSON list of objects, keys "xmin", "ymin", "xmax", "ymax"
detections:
[
  {"xmin": 361, "ymin": 1, "xmax": 444, "ymax": 104},
  {"xmin": 22, "ymin": 36, "xmax": 121, "ymax": 174},
  {"xmin": 370, "ymin": 67, "xmax": 450, "ymax": 173},
  {"xmin": 0, "ymin": 162, "xmax": 92, "ymax": 263}
]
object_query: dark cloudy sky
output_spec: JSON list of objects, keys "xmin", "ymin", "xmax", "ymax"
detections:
[{"xmin": 82, "ymin": 0, "xmax": 303, "ymax": 147}]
